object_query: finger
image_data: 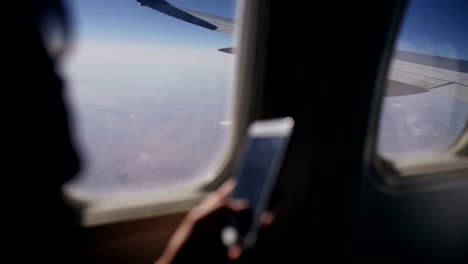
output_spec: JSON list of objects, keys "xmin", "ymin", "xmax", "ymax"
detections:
[
  {"xmin": 227, "ymin": 245, "xmax": 243, "ymax": 261},
  {"xmin": 192, "ymin": 181, "xmax": 237, "ymax": 217},
  {"xmin": 190, "ymin": 194, "xmax": 223, "ymax": 221},
  {"xmin": 188, "ymin": 181, "xmax": 245, "ymax": 225},
  {"xmin": 217, "ymin": 179, "xmax": 236, "ymax": 200},
  {"xmin": 227, "ymin": 199, "xmax": 249, "ymax": 212},
  {"xmin": 260, "ymin": 211, "xmax": 275, "ymax": 227}
]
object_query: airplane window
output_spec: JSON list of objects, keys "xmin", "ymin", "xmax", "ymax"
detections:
[
  {"xmin": 63, "ymin": 0, "xmax": 240, "ymax": 197},
  {"xmin": 378, "ymin": 0, "xmax": 468, "ymax": 162}
]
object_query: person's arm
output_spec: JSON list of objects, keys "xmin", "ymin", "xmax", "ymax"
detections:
[{"xmin": 155, "ymin": 180, "xmax": 273, "ymax": 264}]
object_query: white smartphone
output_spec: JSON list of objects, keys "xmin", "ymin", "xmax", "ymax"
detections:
[{"xmin": 222, "ymin": 117, "xmax": 294, "ymax": 249}]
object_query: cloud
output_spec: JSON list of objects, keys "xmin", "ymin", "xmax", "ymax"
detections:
[
  {"xmin": 65, "ymin": 41, "xmax": 234, "ymax": 67},
  {"xmin": 397, "ymin": 39, "xmax": 460, "ymax": 59},
  {"xmin": 62, "ymin": 40, "xmax": 236, "ymax": 89}
]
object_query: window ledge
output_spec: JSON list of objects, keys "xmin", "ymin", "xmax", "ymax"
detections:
[
  {"xmin": 64, "ymin": 184, "xmax": 207, "ymax": 227},
  {"xmin": 396, "ymin": 155, "xmax": 468, "ymax": 177}
]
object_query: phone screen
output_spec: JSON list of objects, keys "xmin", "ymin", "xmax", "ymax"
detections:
[
  {"xmin": 227, "ymin": 132, "xmax": 291, "ymax": 248},
  {"xmin": 232, "ymin": 136, "xmax": 284, "ymax": 209}
]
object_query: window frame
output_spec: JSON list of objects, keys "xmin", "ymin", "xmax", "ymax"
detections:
[
  {"xmin": 65, "ymin": 0, "xmax": 468, "ymax": 226},
  {"xmin": 63, "ymin": 0, "xmax": 267, "ymax": 227},
  {"xmin": 367, "ymin": 0, "xmax": 468, "ymax": 191},
  {"xmin": 374, "ymin": 91, "xmax": 468, "ymax": 189}
]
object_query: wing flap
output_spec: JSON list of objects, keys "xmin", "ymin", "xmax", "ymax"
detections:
[
  {"xmin": 391, "ymin": 59, "xmax": 468, "ymax": 86},
  {"xmin": 179, "ymin": 8, "xmax": 234, "ymax": 35},
  {"xmin": 137, "ymin": 0, "xmax": 234, "ymax": 34},
  {"xmin": 431, "ymin": 83, "xmax": 468, "ymax": 103},
  {"xmin": 388, "ymin": 68, "xmax": 451, "ymax": 89},
  {"xmin": 388, "ymin": 55, "xmax": 468, "ymax": 102}
]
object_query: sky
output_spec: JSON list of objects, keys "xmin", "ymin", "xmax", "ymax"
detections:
[
  {"xmin": 65, "ymin": 0, "xmax": 468, "ymax": 59},
  {"xmin": 66, "ymin": 0, "xmax": 236, "ymax": 48},
  {"xmin": 397, "ymin": 0, "xmax": 468, "ymax": 60}
]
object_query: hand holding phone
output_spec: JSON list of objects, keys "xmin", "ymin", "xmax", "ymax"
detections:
[
  {"xmin": 222, "ymin": 117, "xmax": 294, "ymax": 249},
  {"xmin": 155, "ymin": 118, "xmax": 293, "ymax": 264}
]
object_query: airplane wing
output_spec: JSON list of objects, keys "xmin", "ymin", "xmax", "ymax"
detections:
[
  {"xmin": 387, "ymin": 51, "xmax": 468, "ymax": 102},
  {"xmin": 136, "ymin": 1, "xmax": 468, "ymax": 101},
  {"xmin": 136, "ymin": 0, "xmax": 234, "ymax": 35}
]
